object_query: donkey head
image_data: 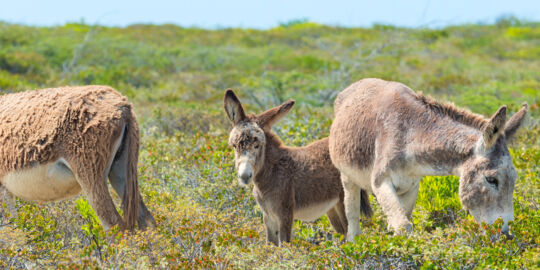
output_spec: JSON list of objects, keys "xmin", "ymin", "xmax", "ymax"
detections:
[
  {"xmin": 459, "ymin": 104, "xmax": 528, "ymax": 235},
  {"xmin": 224, "ymin": 89, "xmax": 295, "ymax": 186}
]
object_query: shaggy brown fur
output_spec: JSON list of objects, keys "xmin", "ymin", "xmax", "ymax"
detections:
[
  {"xmin": 224, "ymin": 90, "xmax": 371, "ymax": 246},
  {"xmin": 329, "ymin": 78, "xmax": 527, "ymax": 240},
  {"xmin": 0, "ymin": 85, "xmax": 155, "ymax": 230}
]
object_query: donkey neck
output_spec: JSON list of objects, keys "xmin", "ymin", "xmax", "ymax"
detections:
[
  {"xmin": 253, "ymin": 130, "xmax": 297, "ymax": 188},
  {"xmin": 407, "ymin": 114, "xmax": 480, "ymax": 176}
]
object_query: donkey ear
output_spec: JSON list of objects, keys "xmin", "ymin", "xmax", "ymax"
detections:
[
  {"xmin": 257, "ymin": 100, "xmax": 295, "ymax": 129},
  {"xmin": 504, "ymin": 103, "xmax": 528, "ymax": 139},
  {"xmin": 224, "ymin": 89, "xmax": 246, "ymax": 125},
  {"xmin": 483, "ymin": 105, "xmax": 507, "ymax": 149}
]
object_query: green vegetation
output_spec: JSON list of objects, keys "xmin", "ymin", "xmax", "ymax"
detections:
[{"xmin": 0, "ymin": 19, "xmax": 538, "ymax": 268}]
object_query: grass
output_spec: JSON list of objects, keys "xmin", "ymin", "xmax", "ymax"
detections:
[{"xmin": 0, "ymin": 19, "xmax": 538, "ymax": 268}]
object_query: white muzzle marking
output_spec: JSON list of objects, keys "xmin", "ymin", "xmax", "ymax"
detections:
[
  {"xmin": 471, "ymin": 209, "xmax": 513, "ymax": 235},
  {"xmin": 501, "ymin": 212, "xmax": 513, "ymax": 234},
  {"xmin": 237, "ymin": 161, "xmax": 253, "ymax": 186}
]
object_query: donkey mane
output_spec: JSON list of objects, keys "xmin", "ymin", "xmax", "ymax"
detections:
[{"xmin": 416, "ymin": 92, "xmax": 488, "ymax": 130}]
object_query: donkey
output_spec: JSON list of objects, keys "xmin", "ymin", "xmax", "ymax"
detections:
[
  {"xmin": 224, "ymin": 90, "xmax": 372, "ymax": 246},
  {"xmin": 329, "ymin": 78, "xmax": 527, "ymax": 241},
  {"xmin": 0, "ymin": 85, "xmax": 156, "ymax": 231}
]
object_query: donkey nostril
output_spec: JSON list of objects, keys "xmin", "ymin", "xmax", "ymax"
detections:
[{"xmin": 240, "ymin": 172, "xmax": 252, "ymax": 181}]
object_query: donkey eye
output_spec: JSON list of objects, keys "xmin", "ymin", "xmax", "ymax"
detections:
[
  {"xmin": 485, "ymin": 176, "xmax": 498, "ymax": 188},
  {"xmin": 254, "ymin": 144, "xmax": 260, "ymax": 149}
]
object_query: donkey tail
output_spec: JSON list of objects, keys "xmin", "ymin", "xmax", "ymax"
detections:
[
  {"xmin": 122, "ymin": 105, "xmax": 141, "ymax": 230},
  {"xmin": 360, "ymin": 189, "xmax": 373, "ymax": 218}
]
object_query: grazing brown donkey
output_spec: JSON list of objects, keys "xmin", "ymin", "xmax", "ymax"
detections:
[
  {"xmin": 0, "ymin": 86, "xmax": 155, "ymax": 230},
  {"xmin": 329, "ymin": 78, "xmax": 527, "ymax": 241},
  {"xmin": 224, "ymin": 90, "xmax": 372, "ymax": 246}
]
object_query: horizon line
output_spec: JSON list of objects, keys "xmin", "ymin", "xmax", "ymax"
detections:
[{"xmin": 1, "ymin": 15, "xmax": 537, "ymax": 30}]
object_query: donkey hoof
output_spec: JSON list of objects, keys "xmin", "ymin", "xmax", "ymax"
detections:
[
  {"xmin": 139, "ymin": 219, "xmax": 157, "ymax": 231},
  {"xmin": 392, "ymin": 222, "xmax": 413, "ymax": 236},
  {"xmin": 108, "ymin": 220, "xmax": 127, "ymax": 232}
]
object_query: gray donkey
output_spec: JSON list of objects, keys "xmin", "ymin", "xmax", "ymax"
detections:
[
  {"xmin": 224, "ymin": 90, "xmax": 372, "ymax": 246},
  {"xmin": 329, "ymin": 78, "xmax": 527, "ymax": 241}
]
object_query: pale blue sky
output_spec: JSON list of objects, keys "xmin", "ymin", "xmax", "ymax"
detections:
[{"xmin": 0, "ymin": 0, "xmax": 538, "ymax": 28}]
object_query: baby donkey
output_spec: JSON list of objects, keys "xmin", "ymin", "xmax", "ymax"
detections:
[{"xmin": 224, "ymin": 90, "xmax": 372, "ymax": 246}]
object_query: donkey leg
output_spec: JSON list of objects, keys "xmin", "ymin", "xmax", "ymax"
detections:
[
  {"xmin": 262, "ymin": 212, "xmax": 279, "ymax": 246},
  {"xmin": 341, "ymin": 173, "xmax": 361, "ymax": 242},
  {"xmin": 327, "ymin": 205, "xmax": 347, "ymax": 235},
  {"xmin": 78, "ymin": 175, "xmax": 124, "ymax": 230},
  {"xmin": 372, "ymin": 177, "xmax": 412, "ymax": 234},
  {"xmin": 399, "ymin": 181, "xmax": 420, "ymax": 220},
  {"xmin": 0, "ymin": 186, "xmax": 17, "ymax": 219},
  {"xmin": 72, "ymin": 157, "xmax": 124, "ymax": 231},
  {"xmin": 278, "ymin": 210, "xmax": 293, "ymax": 245},
  {"xmin": 335, "ymin": 200, "xmax": 349, "ymax": 232}
]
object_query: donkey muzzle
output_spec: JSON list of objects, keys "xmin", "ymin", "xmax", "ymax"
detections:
[{"xmin": 237, "ymin": 162, "xmax": 253, "ymax": 185}]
